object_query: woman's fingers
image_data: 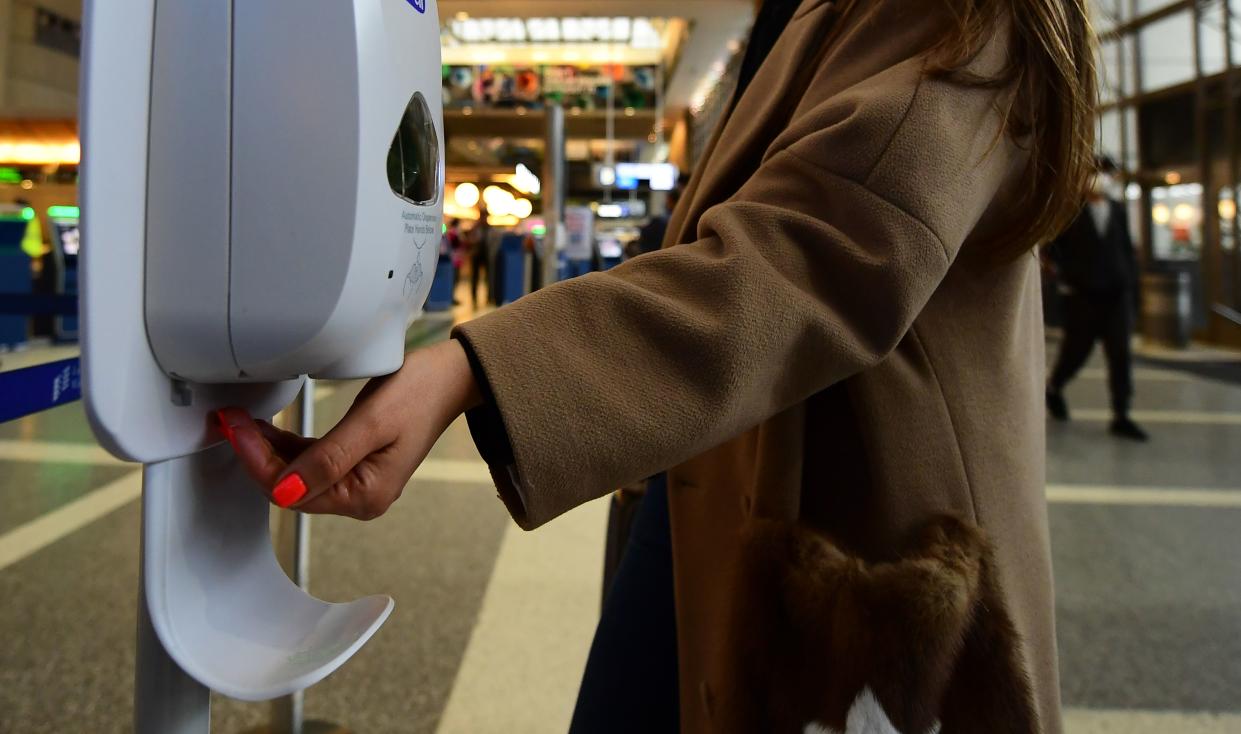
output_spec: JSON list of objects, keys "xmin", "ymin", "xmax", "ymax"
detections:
[
  {"xmin": 293, "ymin": 446, "xmax": 410, "ymax": 520},
  {"xmin": 255, "ymin": 419, "xmax": 315, "ymax": 460},
  {"xmin": 273, "ymin": 404, "xmax": 395, "ymax": 509},
  {"xmin": 216, "ymin": 408, "xmax": 289, "ymax": 490},
  {"xmin": 218, "ymin": 406, "xmax": 394, "ymax": 512},
  {"xmin": 217, "ymin": 342, "xmax": 481, "ymax": 519}
]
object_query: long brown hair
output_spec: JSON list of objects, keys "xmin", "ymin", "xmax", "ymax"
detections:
[{"xmin": 927, "ymin": 0, "xmax": 1098, "ymax": 259}]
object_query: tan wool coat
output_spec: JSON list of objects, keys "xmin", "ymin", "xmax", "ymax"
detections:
[{"xmin": 454, "ymin": 1, "xmax": 1061, "ymax": 731}]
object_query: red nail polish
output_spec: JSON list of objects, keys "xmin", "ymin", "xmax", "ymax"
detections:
[
  {"xmin": 215, "ymin": 409, "xmax": 237, "ymax": 447},
  {"xmin": 272, "ymin": 473, "xmax": 307, "ymax": 508}
]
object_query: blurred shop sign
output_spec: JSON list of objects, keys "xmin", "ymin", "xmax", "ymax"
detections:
[
  {"xmin": 564, "ymin": 206, "xmax": 595, "ymax": 260},
  {"xmin": 544, "ymin": 68, "xmax": 614, "ymax": 95},
  {"xmin": 35, "ymin": 9, "xmax": 81, "ymax": 58},
  {"xmin": 597, "ymin": 201, "xmax": 647, "ymax": 219},
  {"xmin": 513, "ymin": 163, "xmax": 541, "ymax": 195},
  {"xmin": 442, "ymin": 65, "xmax": 657, "ymax": 111},
  {"xmin": 615, "ymin": 162, "xmax": 679, "ymax": 191}
]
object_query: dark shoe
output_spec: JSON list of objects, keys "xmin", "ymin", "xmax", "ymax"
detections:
[
  {"xmin": 1110, "ymin": 417, "xmax": 1149, "ymax": 442},
  {"xmin": 1046, "ymin": 390, "xmax": 1069, "ymax": 421}
]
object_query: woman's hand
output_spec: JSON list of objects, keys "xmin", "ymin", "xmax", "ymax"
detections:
[{"xmin": 217, "ymin": 339, "xmax": 483, "ymax": 520}]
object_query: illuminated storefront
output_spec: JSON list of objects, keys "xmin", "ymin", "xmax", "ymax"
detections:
[{"xmin": 1095, "ymin": 0, "xmax": 1241, "ymax": 344}]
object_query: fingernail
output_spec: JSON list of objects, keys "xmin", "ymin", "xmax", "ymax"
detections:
[
  {"xmin": 272, "ymin": 473, "xmax": 307, "ymax": 508},
  {"xmin": 214, "ymin": 409, "xmax": 238, "ymax": 448}
]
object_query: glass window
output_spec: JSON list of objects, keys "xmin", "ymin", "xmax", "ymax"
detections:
[
  {"xmin": 1232, "ymin": 0, "xmax": 1241, "ymax": 67},
  {"xmin": 1199, "ymin": 0, "xmax": 1229, "ymax": 77},
  {"xmin": 1136, "ymin": 0, "xmax": 1179, "ymax": 15},
  {"xmin": 1118, "ymin": 36, "xmax": 1138, "ymax": 98},
  {"xmin": 1099, "ymin": 109, "xmax": 1123, "ymax": 162},
  {"xmin": 1123, "ymin": 106, "xmax": 1140, "ymax": 171},
  {"xmin": 1139, "ymin": 11, "xmax": 1197, "ymax": 92},
  {"xmin": 1220, "ymin": 187, "xmax": 1238, "ymax": 308},
  {"xmin": 1091, "ymin": 0, "xmax": 1123, "ymax": 35},
  {"xmin": 1220, "ymin": 187, "xmax": 1237, "ymax": 253},
  {"xmin": 1098, "ymin": 40, "xmax": 1120, "ymax": 103}
]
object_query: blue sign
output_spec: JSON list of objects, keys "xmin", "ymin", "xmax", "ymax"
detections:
[
  {"xmin": 406, "ymin": 0, "xmax": 426, "ymax": 12},
  {"xmin": 0, "ymin": 357, "xmax": 81, "ymax": 423}
]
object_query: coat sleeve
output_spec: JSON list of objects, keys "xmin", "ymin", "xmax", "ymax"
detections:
[{"xmin": 452, "ymin": 28, "xmax": 1024, "ymax": 530}]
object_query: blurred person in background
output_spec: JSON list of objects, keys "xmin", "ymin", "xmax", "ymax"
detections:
[
  {"xmin": 444, "ymin": 218, "xmax": 464, "ymax": 305},
  {"xmin": 16, "ymin": 197, "xmax": 54, "ymax": 339},
  {"xmin": 630, "ymin": 185, "xmax": 683, "ymax": 259},
  {"xmin": 220, "ymin": 0, "xmax": 1097, "ymax": 731},
  {"xmin": 469, "ymin": 209, "xmax": 491, "ymax": 310},
  {"xmin": 1045, "ymin": 156, "xmax": 1147, "ymax": 441},
  {"xmin": 15, "ymin": 198, "xmax": 43, "ymax": 259}
]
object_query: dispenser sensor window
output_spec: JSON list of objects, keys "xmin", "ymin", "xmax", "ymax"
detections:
[{"xmin": 386, "ymin": 92, "xmax": 439, "ymax": 205}]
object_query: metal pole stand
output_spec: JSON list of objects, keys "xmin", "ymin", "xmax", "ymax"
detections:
[{"xmin": 134, "ymin": 553, "xmax": 211, "ymax": 734}]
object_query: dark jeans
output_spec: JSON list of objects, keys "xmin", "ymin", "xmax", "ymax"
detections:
[
  {"xmin": 570, "ymin": 474, "xmax": 680, "ymax": 733},
  {"xmin": 1049, "ymin": 289, "xmax": 1134, "ymax": 416}
]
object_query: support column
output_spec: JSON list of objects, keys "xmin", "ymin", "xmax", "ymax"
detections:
[
  {"xmin": 267, "ymin": 381, "xmax": 317, "ymax": 734},
  {"xmin": 542, "ymin": 105, "xmax": 566, "ymax": 287},
  {"xmin": 0, "ymin": 0, "xmax": 14, "ymax": 109}
]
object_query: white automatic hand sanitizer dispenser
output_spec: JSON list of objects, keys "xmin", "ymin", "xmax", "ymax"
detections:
[{"xmin": 79, "ymin": 0, "xmax": 443, "ymax": 729}]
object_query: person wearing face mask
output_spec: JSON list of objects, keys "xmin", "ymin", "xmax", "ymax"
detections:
[{"xmin": 1045, "ymin": 156, "xmax": 1147, "ymax": 441}]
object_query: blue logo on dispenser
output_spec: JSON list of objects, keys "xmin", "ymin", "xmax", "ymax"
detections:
[{"xmin": 406, "ymin": 0, "xmax": 426, "ymax": 12}]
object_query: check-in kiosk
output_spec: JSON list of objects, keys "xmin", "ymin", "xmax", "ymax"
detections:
[
  {"xmin": 0, "ymin": 209, "xmax": 31, "ymax": 348},
  {"xmin": 79, "ymin": 1, "xmax": 444, "ymax": 731},
  {"xmin": 48, "ymin": 206, "xmax": 80, "ymax": 342}
]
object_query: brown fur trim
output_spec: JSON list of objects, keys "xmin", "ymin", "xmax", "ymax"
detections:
[
  {"xmin": 711, "ymin": 516, "xmax": 1038, "ymax": 733},
  {"xmin": 937, "ymin": 553, "xmax": 1040, "ymax": 733}
]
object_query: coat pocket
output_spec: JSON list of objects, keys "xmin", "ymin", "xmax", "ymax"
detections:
[{"xmin": 712, "ymin": 516, "xmax": 1039, "ymax": 734}]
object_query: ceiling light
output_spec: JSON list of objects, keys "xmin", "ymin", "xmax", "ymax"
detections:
[
  {"xmin": 448, "ymin": 16, "xmax": 664, "ymax": 47},
  {"xmin": 1219, "ymin": 198, "xmax": 1236, "ymax": 221},
  {"xmin": 0, "ymin": 141, "xmax": 80, "ymax": 165},
  {"xmin": 454, "ymin": 182, "xmax": 480, "ymax": 208}
]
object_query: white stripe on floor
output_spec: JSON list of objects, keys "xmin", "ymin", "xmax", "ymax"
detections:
[
  {"xmin": 1077, "ymin": 367, "xmax": 1194, "ymax": 381},
  {"xmin": 0, "ymin": 439, "xmax": 128, "ymax": 466},
  {"xmin": 0, "ymin": 470, "xmax": 141, "ymax": 572},
  {"xmin": 1047, "ymin": 484, "xmax": 1241, "ymax": 508},
  {"xmin": 1064, "ymin": 707, "xmax": 1241, "ymax": 733},
  {"xmin": 0, "ymin": 456, "xmax": 493, "ymax": 573},
  {"xmin": 1073, "ymin": 409, "xmax": 1241, "ymax": 425},
  {"xmin": 435, "ymin": 497, "xmax": 609, "ymax": 734}
]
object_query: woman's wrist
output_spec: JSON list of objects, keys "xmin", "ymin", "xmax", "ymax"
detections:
[
  {"xmin": 410, "ymin": 339, "xmax": 483, "ymax": 432},
  {"xmin": 440, "ymin": 338, "xmax": 484, "ymax": 415}
]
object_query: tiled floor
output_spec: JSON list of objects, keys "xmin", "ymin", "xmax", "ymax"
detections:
[{"xmin": 2, "ymin": 303, "xmax": 1240, "ymax": 732}]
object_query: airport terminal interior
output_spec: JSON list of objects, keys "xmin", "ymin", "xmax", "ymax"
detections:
[{"xmin": 2, "ymin": 0, "xmax": 1241, "ymax": 732}]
